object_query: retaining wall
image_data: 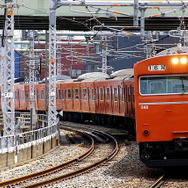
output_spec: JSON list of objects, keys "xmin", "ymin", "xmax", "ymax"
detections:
[{"xmin": 0, "ymin": 133, "xmax": 59, "ymax": 169}]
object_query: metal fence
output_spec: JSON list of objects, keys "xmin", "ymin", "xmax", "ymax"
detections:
[{"xmin": 0, "ymin": 114, "xmax": 59, "ymax": 153}]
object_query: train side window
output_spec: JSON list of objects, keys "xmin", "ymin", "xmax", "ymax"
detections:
[
  {"xmin": 124, "ymin": 87, "xmax": 127, "ymax": 102},
  {"xmin": 62, "ymin": 89, "xmax": 67, "ymax": 100},
  {"xmin": 58, "ymin": 90, "xmax": 62, "ymax": 100},
  {"xmin": 106, "ymin": 88, "xmax": 110, "ymax": 101},
  {"xmin": 25, "ymin": 91, "xmax": 29, "ymax": 100},
  {"xmin": 99, "ymin": 88, "xmax": 104, "ymax": 101},
  {"xmin": 89, "ymin": 89, "xmax": 92, "ymax": 100},
  {"xmin": 114, "ymin": 88, "xmax": 118, "ymax": 102},
  {"xmin": 14, "ymin": 91, "xmax": 17, "ymax": 99},
  {"xmin": 56, "ymin": 90, "xmax": 58, "ymax": 99},
  {"xmin": 40, "ymin": 90, "xmax": 45, "ymax": 100},
  {"xmin": 61, "ymin": 90, "xmax": 64, "ymax": 100},
  {"xmin": 128, "ymin": 87, "xmax": 131, "ymax": 102},
  {"xmin": 96, "ymin": 88, "xmax": 99, "ymax": 101},
  {"xmin": 75, "ymin": 89, "xmax": 79, "ymax": 100},
  {"xmin": 21, "ymin": 91, "xmax": 25, "ymax": 100},
  {"xmin": 120, "ymin": 87, "xmax": 124, "ymax": 102},
  {"xmin": 67, "ymin": 89, "xmax": 71, "ymax": 100},
  {"xmin": 93, "ymin": 89, "xmax": 96, "ymax": 100},
  {"xmin": 132, "ymin": 86, "xmax": 135, "ymax": 101},
  {"xmin": 82, "ymin": 88, "xmax": 87, "ymax": 100},
  {"xmin": 90, "ymin": 89, "xmax": 93, "ymax": 100},
  {"xmin": 92, "ymin": 89, "xmax": 96, "ymax": 101}
]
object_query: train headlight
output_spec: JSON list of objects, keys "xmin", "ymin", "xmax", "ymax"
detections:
[
  {"xmin": 172, "ymin": 58, "xmax": 179, "ymax": 64},
  {"xmin": 180, "ymin": 57, "xmax": 187, "ymax": 64},
  {"xmin": 171, "ymin": 57, "xmax": 188, "ymax": 65}
]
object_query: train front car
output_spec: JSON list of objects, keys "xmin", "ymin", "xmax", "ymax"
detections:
[{"xmin": 134, "ymin": 53, "xmax": 188, "ymax": 167}]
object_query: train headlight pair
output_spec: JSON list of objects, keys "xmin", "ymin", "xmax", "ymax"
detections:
[{"xmin": 172, "ymin": 57, "xmax": 188, "ymax": 65}]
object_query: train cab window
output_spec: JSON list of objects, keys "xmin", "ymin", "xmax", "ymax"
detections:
[
  {"xmin": 82, "ymin": 88, "xmax": 87, "ymax": 100},
  {"xmin": 99, "ymin": 88, "xmax": 104, "ymax": 101},
  {"xmin": 74, "ymin": 89, "xmax": 79, "ymax": 100},
  {"xmin": 106, "ymin": 88, "xmax": 110, "ymax": 101},
  {"xmin": 140, "ymin": 75, "xmax": 188, "ymax": 95},
  {"xmin": 67, "ymin": 89, "xmax": 71, "ymax": 100},
  {"xmin": 40, "ymin": 90, "xmax": 45, "ymax": 100},
  {"xmin": 114, "ymin": 88, "xmax": 118, "ymax": 102}
]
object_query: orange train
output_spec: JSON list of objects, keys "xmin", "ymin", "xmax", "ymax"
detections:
[
  {"xmin": 2, "ymin": 49, "xmax": 188, "ymax": 167},
  {"xmin": 134, "ymin": 51, "xmax": 188, "ymax": 167},
  {"xmin": 11, "ymin": 69, "xmax": 135, "ymax": 131}
]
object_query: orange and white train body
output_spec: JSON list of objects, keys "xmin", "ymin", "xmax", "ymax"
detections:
[{"xmin": 134, "ymin": 53, "xmax": 188, "ymax": 167}]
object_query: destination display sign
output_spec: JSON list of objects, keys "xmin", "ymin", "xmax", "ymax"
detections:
[{"xmin": 148, "ymin": 65, "xmax": 166, "ymax": 71}]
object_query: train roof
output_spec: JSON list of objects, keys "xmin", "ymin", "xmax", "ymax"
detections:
[
  {"xmin": 156, "ymin": 46, "xmax": 188, "ymax": 56},
  {"xmin": 110, "ymin": 69, "xmax": 134, "ymax": 80},
  {"xmin": 40, "ymin": 75, "xmax": 72, "ymax": 83},
  {"xmin": 77, "ymin": 72, "xmax": 110, "ymax": 81}
]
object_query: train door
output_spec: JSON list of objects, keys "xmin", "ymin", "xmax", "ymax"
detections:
[
  {"xmin": 119, "ymin": 85, "xmax": 125, "ymax": 116},
  {"xmin": 66, "ymin": 88, "xmax": 73, "ymax": 111},
  {"xmin": 81, "ymin": 86, "xmax": 89, "ymax": 113},
  {"xmin": 112, "ymin": 86, "xmax": 119, "ymax": 116},
  {"xmin": 56, "ymin": 84, "xmax": 61, "ymax": 110},
  {"xmin": 89, "ymin": 86, "xmax": 95, "ymax": 114},
  {"xmin": 126, "ymin": 84, "xmax": 134, "ymax": 118},
  {"xmin": 105, "ymin": 86, "xmax": 112, "ymax": 114},
  {"xmin": 73, "ymin": 83, "xmax": 81, "ymax": 112}
]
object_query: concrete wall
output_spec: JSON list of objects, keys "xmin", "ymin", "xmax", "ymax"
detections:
[{"xmin": 0, "ymin": 135, "xmax": 59, "ymax": 169}]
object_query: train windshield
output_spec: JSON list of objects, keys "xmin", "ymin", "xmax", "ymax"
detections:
[{"xmin": 139, "ymin": 75, "xmax": 188, "ymax": 95}]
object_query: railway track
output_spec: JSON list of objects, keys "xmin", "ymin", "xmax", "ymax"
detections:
[
  {"xmin": 0, "ymin": 128, "xmax": 94, "ymax": 187},
  {"xmin": 149, "ymin": 174, "xmax": 165, "ymax": 188},
  {"xmin": 0, "ymin": 126, "xmax": 119, "ymax": 187}
]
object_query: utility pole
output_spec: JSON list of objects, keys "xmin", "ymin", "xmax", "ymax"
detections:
[
  {"xmin": 48, "ymin": 0, "xmax": 57, "ymax": 127},
  {"xmin": 1, "ymin": 0, "xmax": 15, "ymax": 147},
  {"xmin": 101, "ymin": 36, "xmax": 108, "ymax": 74},
  {"xmin": 29, "ymin": 30, "xmax": 37, "ymax": 129}
]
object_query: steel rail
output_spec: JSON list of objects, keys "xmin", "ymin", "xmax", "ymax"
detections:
[
  {"xmin": 23, "ymin": 131, "xmax": 119, "ymax": 188},
  {"xmin": 0, "ymin": 131, "xmax": 94, "ymax": 187},
  {"xmin": 149, "ymin": 174, "xmax": 165, "ymax": 188}
]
